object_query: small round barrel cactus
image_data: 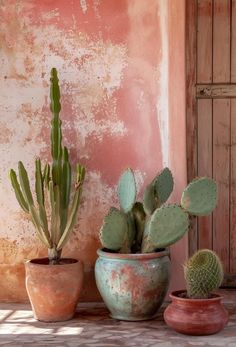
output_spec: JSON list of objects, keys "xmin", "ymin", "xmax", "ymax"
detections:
[{"xmin": 184, "ymin": 249, "xmax": 224, "ymax": 299}]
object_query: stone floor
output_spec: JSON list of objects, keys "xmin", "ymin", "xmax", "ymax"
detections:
[{"xmin": 0, "ymin": 290, "xmax": 236, "ymax": 347}]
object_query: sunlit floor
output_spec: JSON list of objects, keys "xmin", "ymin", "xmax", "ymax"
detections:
[{"xmin": 0, "ymin": 290, "xmax": 235, "ymax": 347}]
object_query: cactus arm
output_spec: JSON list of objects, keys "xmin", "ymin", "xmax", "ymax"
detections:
[
  {"xmin": 56, "ymin": 187, "xmax": 81, "ymax": 250},
  {"xmin": 60, "ymin": 147, "xmax": 71, "ymax": 234},
  {"xmin": 62, "ymin": 147, "xmax": 71, "ymax": 209},
  {"xmin": 49, "ymin": 181, "xmax": 61, "ymax": 245},
  {"xmin": 9, "ymin": 169, "xmax": 29, "ymax": 213},
  {"xmin": 56, "ymin": 163, "xmax": 85, "ymax": 250},
  {"xmin": 38, "ymin": 204, "xmax": 50, "ymax": 242},
  {"xmin": 29, "ymin": 205, "xmax": 51, "ymax": 248},
  {"xmin": 35, "ymin": 158, "xmax": 44, "ymax": 206},
  {"xmin": 18, "ymin": 161, "xmax": 34, "ymax": 206},
  {"xmin": 118, "ymin": 168, "xmax": 136, "ymax": 213},
  {"xmin": 43, "ymin": 163, "xmax": 50, "ymax": 189}
]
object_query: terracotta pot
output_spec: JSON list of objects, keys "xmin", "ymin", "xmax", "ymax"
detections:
[
  {"xmin": 164, "ymin": 290, "xmax": 229, "ymax": 335},
  {"xmin": 25, "ymin": 258, "xmax": 84, "ymax": 322},
  {"xmin": 95, "ymin": 248, "xmax": 170, "ymax": 321}
]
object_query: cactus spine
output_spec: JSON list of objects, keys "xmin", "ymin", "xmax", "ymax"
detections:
[
  {"xmin": 9, "ymin": 68, "xmax": 86, "ymax": 264},
  {"xmin": 99, "ymin": 168, "xmax": 217, "ymax": 254},
  {"xmin": 184, "ymin": 249, "xmax": 224, "ymax": 299}
]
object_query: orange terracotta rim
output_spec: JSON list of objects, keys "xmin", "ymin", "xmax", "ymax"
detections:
[
  {"xmin": 170, "ymin": 290, "xmax": 223, "ymax": 303},
  {"xmin": 25, "ymin": 258, "xmax": 81, "ymax": 267},
  {"xmin": 97, "ymin": 248, "xmax": 169, "ymax": 260}
]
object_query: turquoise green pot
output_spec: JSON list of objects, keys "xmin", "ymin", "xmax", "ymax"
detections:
[{"xmin": 95, "ymin": 249, "xmax": 170, "ymax": 321}]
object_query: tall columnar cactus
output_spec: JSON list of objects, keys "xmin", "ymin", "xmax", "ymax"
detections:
[
  {"xmin": 184, "ymin": 249, "xmax": 223, "ymax": 298},
  {"xmin": 99, "ymin": 168, "xmax": 217, "ymax": 254},
  {"xmin": 9, "ymin": 68, "xmax": 86, "ymax": 264}
]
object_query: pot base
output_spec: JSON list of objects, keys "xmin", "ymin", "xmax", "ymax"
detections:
[{"xmin": 110, "ymin": 312, "xmax": 159, "ymax": 321}]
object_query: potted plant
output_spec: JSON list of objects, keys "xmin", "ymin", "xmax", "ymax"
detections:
[
  {"xmin": 164, "ymin": 249, "xmax": 229, "ymax": 335},
  {"xmin": 95, "ymin": 168, "xmax": 217, "ymax": 321},
  {"xmin": 9, "ymin": 68, "xmax": 86, "ymax": 322}
]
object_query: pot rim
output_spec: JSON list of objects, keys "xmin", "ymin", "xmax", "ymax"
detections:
[
  {"xmin": 97, "ymin": 248, "xmax": 169, "ymax": 260},
  {"xmin": 170, "ymin": 290, "xmax": 223, "ymax": 302},
  {"xmin": 24, "ymin": 257, "xmax": 82, "ymax": 267}
]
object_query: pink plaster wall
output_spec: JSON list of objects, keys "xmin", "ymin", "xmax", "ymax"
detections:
[{"xmin": 0, "ymin": 0, "xmax": 187, "ymax": 302}]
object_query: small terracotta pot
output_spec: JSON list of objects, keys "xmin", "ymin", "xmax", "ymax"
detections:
[
  {"xmin": 95, "ymin": 248, "xmax": 170, "ymax": 321},
  {"xmin": 164, "ymin": 290, "xmax": 229, "ymax": 335},
  {"xmin": 25, "ymin": 258, "xmax": 84, "ymax": 322}
]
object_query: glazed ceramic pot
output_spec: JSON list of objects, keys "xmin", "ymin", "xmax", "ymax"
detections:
[
  {"xmin": 25, "ymin": 258, "xmax": 84, "ymax": 322},
  {"xmin": 164, "ymin": 290, "xmax": 229, "ymax": 335},
  {"xmin": 95, "ymin": 248, "xmax": 170, "ymax": 321}
]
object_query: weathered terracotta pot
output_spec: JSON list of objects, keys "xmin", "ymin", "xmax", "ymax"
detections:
[
  {"xmin": 25, "ymin": 258, "xmax": 84, "ymax": 322},
  {"xmin": 95, "ymin": 249, "xmax": 170, "ymax": 321},
  {"xmin": 164, "ymin": 290, "xmax": 229, "ymax": 335}
]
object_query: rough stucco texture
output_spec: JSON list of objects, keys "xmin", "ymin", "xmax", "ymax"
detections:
[{"xmin": 0, "ymin": 0, "xmax": 185, "ymax": 302}]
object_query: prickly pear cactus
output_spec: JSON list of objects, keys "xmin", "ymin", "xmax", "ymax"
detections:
[
  {"xmin": 99, "ymin": 167, "xmax": 217, "ymax": 255},
  {"xmin": 181, "ymin": 177, "xmax": 217, "ymax": 216},
  {"xmin": 184, "ymin": 249, "xmax": 224, "ymax": 299}
]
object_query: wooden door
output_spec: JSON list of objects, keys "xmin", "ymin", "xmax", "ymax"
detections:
[{"xmin": 187, "ymin": 0, "xmax": 236, "ymax": 285}]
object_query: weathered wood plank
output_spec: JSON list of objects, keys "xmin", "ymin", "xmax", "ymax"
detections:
[
  {"xmin": 197, "ymin": 0, "xmax": 213, "ymax": 83},
  {"xmin": 213, "ymin": 0, "xmax": 231, "ymax": 82},
  {"xmin": 222, "ymin": 274, "xmax": 236, "ymax": 287},
  {"xmin": 231, "ymin": 0, "xmax": 236, "ymax": 82},
  {"xmin": 197, "ymin": 84, "xmax": 236, "ymax": 98},
  {"xmin": 197, "ymin": 99, "xmax": 213, "ymax": 250},
  {"xmin": 213, "ymin": 99, "xmax": 230, "ymax": 273},
  {"xmin": 230, "ymin": 100, "xmax": 236, "ymax": 272},
  {"xmin": 186, "ymin": 0, "xmax": 198, "ymax": 256}
]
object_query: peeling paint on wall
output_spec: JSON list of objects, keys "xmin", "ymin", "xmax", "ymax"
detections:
[{"xmin": 156, "ymin": 0, "xmax": 170, "ymax": 168}]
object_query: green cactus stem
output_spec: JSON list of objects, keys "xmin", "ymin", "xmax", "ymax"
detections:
[{"xmin": 184, "ymin": 249, "xmax": 224, "ymax": 299}]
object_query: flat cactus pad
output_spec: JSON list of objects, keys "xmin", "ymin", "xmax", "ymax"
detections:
[
  {"xmin": 142, "ymin": 205, "xmax": 189, "ymax": 252},
  {"xmin": 181, "ymin": 177, "xmax": 217, "ymax": 216},
  {"xmin": 154, "ymin": 167, "xmax": 174, "ymax": 205},
  {"xmin": 143, "ymin": 183, "xmax": 157, "ymax": 215},
  {"xmin": 99, "ymin": 207, "xmax": 128, "ymax": 251},
  {"xmin": 118, "ymin": 168, "xmax": 136, "ymax": 213}
]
